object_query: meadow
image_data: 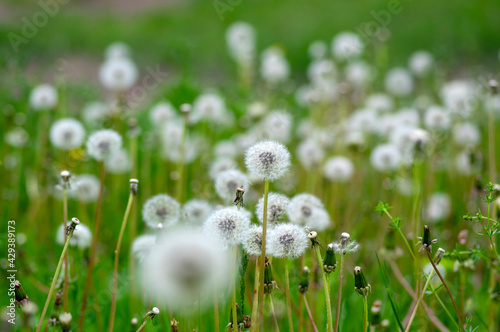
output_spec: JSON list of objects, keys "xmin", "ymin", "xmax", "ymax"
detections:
[{"xmin": 1, "ymin": 1, "xmax": 500, "ymax": 331}]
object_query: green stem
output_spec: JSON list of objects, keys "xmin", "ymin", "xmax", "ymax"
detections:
[
  {"xmin": 363, "ymin": 296, "xmax": 368, "ymax": 332},
  {"xmin": 108, "ymin": 191, "xmax": 136, "ymax": 332},
  {"xmin": 62, "ymin": 187, "xmax": 69, "ymax": 312},
  {"xmin": 404, "ymin": 270, "xmax": 434, "ymax": 332},
  {"xmin": 214, "ymin": 285, "xmax": 220, "ymax": 332},
  {"xmin": 257, "ymin": 180, "xmax": 270, "ymax": 329},
  {"xmin": 303, "ymin": 294, "xmax": 318, "ymax": 332},
  {"xmin": 176, "ymin": 115, "xmax": 187, "ymax": 202},
  {"xmin": 429, "ymin": 284, "xmax": 460, "ymax": 329},
  {"xmin": 314, "ymin": 246, "xmax": 333, "ymax": 332},
  {"xmin": 268, "ymin": 295, "xmax": 280, "ymax": 332},
  {"xmin": 232, "ymin": 245, "xmax": 239, "ymax": 332},
  {"xmin": 382, "ymin": 209, "xmax": 416, "ymax": 261},
  {"xmin": 334, "ymin": 254, "xmax": 345, "ymax": 332},
  {"xmin": 35, "ymin": 226, "xmax": 76, "ymax": 332},
  {"xmin": 250, "ymin": 257, "xmax": 260, "ymax": 332},
  {"xmin": 284, "ymin": 260, "xmax": 295, "ymax": 332}
]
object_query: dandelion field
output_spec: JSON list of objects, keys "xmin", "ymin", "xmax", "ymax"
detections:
[{"xmin": 2, "ymin": 1, "xmax": 500, "ymax": 331}]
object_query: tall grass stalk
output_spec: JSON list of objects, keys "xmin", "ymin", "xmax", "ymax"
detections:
[{"xmin": 35, "ymin": 219, "xmax": 78, "ymax": 332}]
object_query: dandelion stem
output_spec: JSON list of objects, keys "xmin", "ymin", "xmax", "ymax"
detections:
[
  {"xmin": 488, "ymin": 91, "xmax": 497, "ymax": 183},
  {"xmin": 363, "ymin": 296, "xmax": 368, "ymax": 332},
  {"xmin": 404, "ymin": 270, "xmax": 434, "ymax": 332},
  {"xmin": 313, "ymin": 246, "xmax": 333, "ymax": 332},
  {"xmin": 78, "ymin": 162, "xmax": 105, "ymax": 332},
  {"xmin": 426, "ymin": 251, "xmax": 463, "ymax": 331},
  {"xmin": 303, "ymin": 294, "xmax": 318, "ymax": 332},
  {"xmin": 268, "ymin": 295, "xmax": 280, "ymax": 332},
  {"xmin": 175, "ymin": 111, "xmax": 188, "ymax": 203},
  {"xmin": 334, "ymin": 254, "xmax": 345, "ymax": 332},
  {"xmin": 257, "ymin": 180, "xmax": 270, "ymax": 329},
  {"xmin": 108, "ymin": 189, "xmax": 136, "ymax": 332},
  {"xmin": 284, "ymin": 259, "xmax": 295, "ymax": 332},
  {"xmin": 35, "ymin": 224, "xmax": 76, "ymax": 332},
  {"xmin": 250, "ymin": 257, "xmax": 260, "ymax": 332},
  {"xmin": 62, "ymin": 186, "xmax": 69, "ymax": 312},
  {"xmin": 232, "ymin": 245, "xmax": 239, "ymax": 332},
  {"xmin": 381, "ymin": 208, "xmax": 416, "ymax": 261},
  {"xmin": 214, "ymin": 284, "xmax": 220, "ymax": 332}
]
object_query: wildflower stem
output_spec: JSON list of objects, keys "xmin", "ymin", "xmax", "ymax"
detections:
[
  {"xmin": 268, "ymin": 295, "xmax": 280, "ymax": 332},
  {"xmin": 35, "ymin": 225, "xmax": 76, "ymax": 332},
  {"xmin": 108, "ymin": 189, "xmax": 136, "ymax": 332},
  {"xmin": 334, "ymin": 254, "xmax": 345, "ymax": 332},
  {"xmin": 232, "ymin": 245, "xmax": 239, "ymax": 332},
  {"xmin": 381, "ymin": 208, "xmax": 416, "ymax": 261},
  {"xmin": 62, "ymin": 186, "xmax": 69, "ymax": 312},
  {"xmin": 303, "ymin": 294, "xmax": 318, "ymax": 332},
  {"xmin": 257, "ymin": 180, "xmax": 270, "ymax": 329},
  {"xmin": 250, "ymin": 257, "xmax": 260, "ymax": 332},
  {"xmin": 78, "ymin": 162, "xmax": 105, "ymax": 332},
  {"xmin": 175, "ymin": 111, "xmax": 188, "ymax": 203},
  {"xmin": 284, "ymin": 259, "xmax": 295, "ymax": 332},
  {"xmin": 404, "ymin": 270, "xmax": 434, "ymax": 332},
  {"xmin": 313, "ymin": 246, "xmax": 333, "ymax": 332},
  {"xmin": 363, "ymin": 296, "xmax": 368, "ymax": 332},
  {"xmin": 213, "ymin": 283, "xmax": 220, "ymax": 332},
  {"xmin": 488, "ymin": 92, "xmax": 497, "ymax": 183},
  {"xmin": 426, "ymin": 251, "xmax": 463, "ymax": 331}
]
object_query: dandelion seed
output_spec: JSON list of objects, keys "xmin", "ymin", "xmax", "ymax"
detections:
[
  {"xmin": 267, "ymin": 223, "xmax": 308, "ymax": 259},
  {"xmin": 245, "ymin": 140, "xmax": 291, "ymax": 181},
  {"xmin": 29, "ymin": 84, "xmax": 58, "ymax": 111},
  {"xmin": 256, "ymin": 192, "xmax": 289, "ymax": 224},
  {"xmin": 203, "ymin": 207, "xmax": 250, "ymax": 247},
  {"xmin": 49, "ymin": 118, "xmax": 86, "ymax": 150},
  {"xmin": 142, "ymin": 194, "xmax": 180, "ymax": 229},
  {"xmin": 214, "ymin": 169, "xmax": 248, "ymax": 202},
  {"xmin": 86, "ymin": 129, "xmax": 122, "ymax": 161}
]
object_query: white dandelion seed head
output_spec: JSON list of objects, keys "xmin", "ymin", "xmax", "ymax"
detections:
[
  {"xmin": 99, "ymin": 57, "xmax": 138, "ymax": 91},
  {"xmin": 142, "ymin": 194, "xmax": 181, "ymax": 229},
  {"xmin": 410, "ymin": 128, "xmax": 430, "ymax": 147},
  {"xmin": 242, "ymin": 224, "xmax": 263, "ymax": 256},
  {"xmin": 161, "ymin": 120, "xmax": 183, "ymax": 146},
  {"xmin": 72, "ymin": 174, "xmax": 100, "ymax": 203},
  {"xmin": 389, "ymin": 126, "xmax": 418, "ymax": 151},
  {"xmin": 307, "ymin": 59, "xmax": 337, "ymax": 83},
  {"xmin": 143, "ymin": 228, "xmax": 230, "ymax": 309},
  {"xmin": 287, "ymin": 193, "xmax": 328, "ymax": 230},
  {"xmin": 164, "ymin": 136, "xmax": 201, "ymax": 164},
  {"xmin": 86, "ymin": 129, "xmax": 122, "ymax": 161},
  {"xmin": 214, "ymin": 140, "xmax": 238, "ymax": 159},
  {"xmin": 297, "ymin": 139, "xmax": 325, "ymax": 171},
  {"xmin": 308, "ymin": 40, "xmax": 328, "ymax": 59},
  {"xmin": 396, "ymin": 108, "xmax": 420, "ymax": 128},
  {"xmin": 345, "ymin": 61, "xmax": 373, "ymax": 87},
  {"xmin": 331, "ymin": 32, "xmax": 363, "ymax": 60},
  {"xmin": 370, "ymin": 144, "xmax": 401, "ymax": 172},
  {"xmin": 344, "ymin": 130, "xmax": 365, "ymax": 148},
  {"xmin": 105, "ymin": 149, "xmax": 131, "ymax": 174},
  {"xmin": 259, "ymin": 111, "xmax": 293, "ymax": 143},
  {"xmin": 105, "ymin": 42, "xmax": 131, "ymax": 59},
  {"xmin": 453, "ymin": 122, "xmax": 481, "ymax": 147},
  {"xmin": 426, "ymin": 192, "xmax": 451, "ymax": 222},
  {"xmin": 214, "ymin": 169, "xmax": 248, "ymax": 202},
  {"xmin": 424, "ymin": 106, "xmax": 451, "ymax": 130},
  {"xmin": 245, "ymin": 140, "xmax": 291, "ymax": 181},
  {"xmin": 324, "ymin": 156, "xmax": 354, "ymax": 182},
  {"xmin": 347, "ymin": 108, "xmax": 379, "ymax": 133},
  {"xmin": 455, "ymin": 151, "xmax": 475, "ymax": 176},
  {"xmin": 182, "ymin": 199, "xmax": 213, "ymax": 226},
  {"xmin": 30, "ymin": 84, "xmax": 58, "ymax": 111},
  {"xmin": 267, "ymin": 223, "xmax": 308, "ymax": 259},
  {"xmin": 131, "ymin": 234, "xmax": 157, "ymax": 262},
  {"xmin": 226, "ymin": 21, "xmax": 256, "ymax": 64},
  {"xmin": 203, "ymin": 207, "xmax": 251, "ymax": 247},
  {"xmin": 385, "ymin": 68, "xmax": 414, "ymax": 97},
  {"xmin": 440, "ymin": 80, "xmax": 475, "ymax": 117},
  {"xmin": 209, "ymin": 158, "xmax": 238, "ymax": 180},
  {"xmin": 247, "ymin": 101, "xmax": 267, "ymax": 118},
  {"xmin": 260, "ymin": 46, "xmax": 290, "ymax": 85},
  {"xmin": 5, "ymin": 127, "xmax": 29, "ymax": 148},
  {"xmin": 255, "ymin": 192, "xmax": 290, "ymax": 224},
  {"xmin": 82, "ymin": 101, "xmax": 110, "ymax": 124},
  {"xmin": 191, "ymin": 93, "xmax": 229, "ymax": 125},
  {"xmin": 333, "ymin": 233, "xmax": 360, "ymax": 255},
  {"xmin": 409, "ymin": 51, "xmax": 434, "ymax": 77},
  {"xmin": 365, "ymin": 93, "xmax": 394, "ymax": 113},
  {"xmin": 149, "ymin": 102, "xmax": 177, "ymax": 125},
  {"xmin": 49, "ymin": 118, "xmax": 85, "ymax": 150},
  {"xmin": 56, "ymin": 222, "xmax": 92, "ymax": 249}
]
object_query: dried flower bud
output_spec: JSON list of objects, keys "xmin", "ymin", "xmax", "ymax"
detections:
[
  {"xmin": 171, "ymin": 318, "xmax": 179, "ymax": 332},
  {"xmin": 130, "ymin": 178, "xmax": 139, "ymax": 196},
  {"xmin": 50, "ymin": 289, "xmax": 63, "ymax": 321},
  {"xmin": 434, "ymin": 248, "xmax": 445, "ymax": 265},
  {"xmin": 323, "ymin": 243, "xmax": 337, "ymax": 273},
  {"xmin": 298, "ymin": 266, "xmax": 310, "ymax": 294},
  {"xmin": 264, "ymin": 259, "xmax": 277, "ymax": 295},
  {"xmin": 14, "ymin": 280, "xmax": 29, "ymax": 307},
  {"xmin": 66, "ymin": 218, "xmax": 80, "ymax": 236},
  {"xmin": 354, "ymin": 266, "xmax": 371, "ymax": 297},
  {"xmin": 233, "ymin": 186, "xmax": 245, "ymax": 208}
]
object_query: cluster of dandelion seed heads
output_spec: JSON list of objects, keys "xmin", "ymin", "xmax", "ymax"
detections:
[
  {"xmin": 267, "ymin": 223, "xmax": 308, "ymax": 259},
  {"xmin": 242, "ymin": 224, "xmax": 264, "ymax": 256},
  {"xmin": 214, "ymin": 169, "xmax": 248, "ymax": 202},
  {"xmin": 255, "ymin": 192, "xmax": 290, "ymax": 223},
  {"xmin": 245, "ymin": 140, "xmax": 291, "ymax": 181},
  {"xmin": 86, "ymin": 129, "xmax": 122, "ymax": 161},
  {"xmin": 203, "ymin": 207, "xmax": 250, "ymax": 247},
  {"xmin": 142, "ymin": 194, "xmax": 180, "ymax": 229}
]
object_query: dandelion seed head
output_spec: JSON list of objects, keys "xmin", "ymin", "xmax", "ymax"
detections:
[
  {"xmin": 256, "ymin": 192, "xmax": 290, "ymax": 223},
  {"xmin": 82, "ymin": 101, "xmax": 110, "ymax": 124},
  {"xmin": 259, "ymin": 111, "xmax": 293, "ymax": 143},
  {"xmin": 182, "ymin": 199, "xmax": 213, "ymax": 226},
  {"xmin": 365, "ymin": 93, "xmax": 394, "ymax": 113},
  {"xmin": 424, "ymin": 106, "xmax": 450, "ymax": 130},
  {"xmin": 370, "ymin": 144, "xmax": 401, "ymax": 172},
  {"xmin": 203, "ymin": 207, "xmax": 251, "ymax": 247},
  {"xmin": 56, "ymin": 222, "xmax": 92, "ymax": 249},
  {"xmin": 288, "ymin": 194, "xmax": 330, "ymax": 230},
  {"xmin": 409, "ymin": 51, "xmax": 434, "ymax": 77},
  {"xmin": 260, "ymin": 46, "xmax": 290, "ymax": 85},
  {"xmin": 440, "ymin": 80, "xmax": 475, "ymax": 117},
  {"xmin": 132, "ymin": 234, "xmax": 156, "ymax": 262},
  {"xmin": 49, "ymin": 118, "xmax": 86, "ymax": 150},
  {"xmin": 142, "ymin": 194, "xmax": 180, "ymax": 229},
  {"xmin": 297, "ymin": 139, "xmax": 325, "ymax": 171},
  {"xmin": 385, "ymin": 68, "xmax": 414, "ymax": 97},
  {"xmin": 214, "ymin": 140, "xmax": 238, "ymax": 159},
  {"xmin": 191, "ymin": 93, "xmax": 230, "ymax": 125},
  {"xmin": 267, "ymin": 223, "xmax": 308, "ymax": 259},
  {"xmin": 105, "ymin": 149, "xmax": 131, "ymax": 174},
  {"xmin": 324, "ymin": 156, "xmax": 354, "ymax": 182},
  {"xmin": 308, "ymin": 40, "xmax": 328, "ymax": 59},
  {"xmin": 331, "ymin": 32, "xmax": 363, "ymax": 60},
  {"xmin": 105, "ymin": 42, "xmax": 131, "ymax": 59},
  {"xmin": 30, "ymin": 84, "xmax": 58, "ymax": 111},
  {"xmin": 453, "ymin": 122, "xmax": 481, "ymax": 147},
  {"xmin": 149, "ymin": 102, "xmax": 176, "ymax": 125},
  {"xmin": 245, "ymin": 140, "xmax": 291, "ymax": 181},
  {"xmin": 99, "ymin": 57, "xmax": 138, "ymax": 91},
  {"xmin": 86, "ymin": 129, "xmax": 122, "ymax": 161},
  {"xmin": 226, "ymin": 22, "xmax": 256, "ymax": 64},
  {"xmin": 72, "ymin": 174, "xmax": 100, "ymax": 203},
  {"xmin": 214, "ymin": 169, "xmax": 248, "ymax": 202},
  {"xmin": 345, "ymin": 61, "xmax": 372, "ymax": 87},
  {"xmin": 242, "ymin": 225, "xmax": 263, "ymax": 256}
]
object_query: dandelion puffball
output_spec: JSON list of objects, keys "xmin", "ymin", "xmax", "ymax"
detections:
[
  {"xmin": 409, "ymin": 51, "xmax": 434, "ymax": 77},
  {"xmin": 82, "ymin": 101, "xmax": 110, "ymax": 124},
  {"xmin": 267, "ymin": 223, "xmax": 308, "ymax": 259},
  {"xmin": 214, "ymin": 169, "xmax": 249, "ymax": 202},
  {"xmin": 287, "ymin": 193, "xmax": 331, "ymax": 231},
  {"xmin": 296, "ymin": 139, "xmax": 325, "ymax": 171},
  {"xmin": 245, "ymin": 140, "xmax": 291, "ymax": 181},
  {"xmin": 49, "ymin": 118, "xmax": 86, "ymax": 150},
  {"xmin": 323, "ymin": 156, "xmax": 354, "ymax": 182},
  {"xmin": 73, "ymin": 174, "xmax": 100, "ymax": 203},
  {"xmin": 255, "ymin": 192, "xmax": 290, "ymax": 224},
  {"xmin": 56, "ymin": 222, "xmax": 92, "ymax": 249},
  {"xmin": 143, "ymin": 228, "xmax": 230, "ymax": 309},
  {"xmin": 370, "ymin": 144, "xmax": 401, "ymax": 172},
  {"xmin": 149, "ymin": 102, "xmax": 177, "ymax": 125},
  {"xmin": 105, "ymin": 149, "xmax": 131, "ymax": 174},
  {"xmin": 331, "ymin": 32, "xmax": 363, "ymax": 60},
  {"xmin": 99, "ymin": 57, "xmax": 138, "ymax": 91},
  {"xmin": 385, "ymin": 68, "xmax": 414, "ymax": 97},
  {"xmin": 86, "ymin": 129, "xmax": 122, "ymax": 161},
  {"xmin": 29, "ymin": 84, "xmax": 58, "ymax": 111},
  {"xmin": 424, "ymin": 106, "xmax": 450, "ymax": 130},
  {"xmin": 203, "ymin": 207, "xmax": 251, "ymax": 247},
  {"xmin": 242, "ymin": 224, "xmax": 263, "ymax": 256},
  {"xmin": 226, "ymin": 21, "xmax": 256, "ymax": 64},
  {"xmin": 453, "ymin": 123, "xmax": 481, "ymax": 147},
  {"xmin": 182, "ymin": 199, "xmax": 213, "ymax": 226},
  {"xmin": 142, "ymin": 194, "xmax": 181, "ymax": 229},
  {"xmin": 131, "ymin": 234, "xmax": 156, "ymax": 262}
]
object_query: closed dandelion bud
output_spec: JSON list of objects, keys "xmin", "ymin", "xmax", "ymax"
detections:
[
  {"xmin": 323, "ymin": 243, "xmax": 337, "ymax": 273},
  {"xmin": 130, "ymin": 179, "xmax": 139, "ymax": 196},
  {"xmin": 434, "ymin": 248, "xmax": 445, "ymax": 265},
  {"xmin": 59, "ymin": 312, "xmax": 72, "ymax": 332},
  {"xmin": 418, "ymin": 225, "xmax": 437, "ymax": 253},
  {"xmin": 264, "ymin": 259, "xmax": 276, "ymax": 295},
  {"xmin": 14, "ymin": 280, "xmax": 29, "ymax": 307},
  {"xmin": 354, "ymin": 266, "xmax": 371, "ymax": 297},
  {"xmin": 50, "ymin": 289, "xmax": 63, "ymax": 321},
  {"xmin": 171, "ymin": 318, "xmax": 179, "ymax": 332},
  {"xmin": 298, "ymin": 266, "xmax": 310, "ymax": 294},
  {"xmin": 130, "ymin": 317, "xmax": 138, "ymax": 332}
]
